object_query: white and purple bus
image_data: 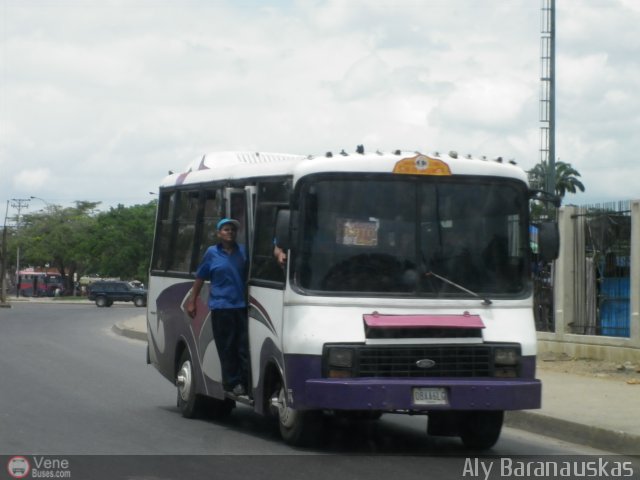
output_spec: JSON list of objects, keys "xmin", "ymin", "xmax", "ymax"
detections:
[{"xmin": 146, "ymin": 149, "xmax": 559, "ymax": 449}]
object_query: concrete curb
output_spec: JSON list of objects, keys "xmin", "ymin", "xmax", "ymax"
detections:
[
  {"xmin": 505, "ymin": 410, "xmax": 640, "ymax": 455},
  {"xmin": 112, "ymin": 322, "xmax": 148, "ymax": 342},
  {"xmin": 7, "ymin": 298, "xmax": 93, "ymax": 305}
]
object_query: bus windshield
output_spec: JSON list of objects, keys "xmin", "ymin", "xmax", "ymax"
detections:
[{"xmin": 294, "ymin": 175, "xmax": 530, "ymax": 297}]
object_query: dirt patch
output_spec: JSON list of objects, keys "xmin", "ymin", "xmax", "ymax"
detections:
[{"xmin": 538, "ymin": 352, "xmax": 640, "ymax": 384}]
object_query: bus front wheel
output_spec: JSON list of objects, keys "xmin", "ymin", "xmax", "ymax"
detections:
[{"xmin": 274, "ymin": 382, "xmax": 324, "ymax": 447}]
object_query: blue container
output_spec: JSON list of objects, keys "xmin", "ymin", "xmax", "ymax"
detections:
[{"xmin": 599, "ymin": 277, "xmax": 630, "ymax": 337}]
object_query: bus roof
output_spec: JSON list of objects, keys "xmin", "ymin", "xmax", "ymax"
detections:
[{"xmin": 159, "ymin": 150, "xmax": 529, "ymax": 189}]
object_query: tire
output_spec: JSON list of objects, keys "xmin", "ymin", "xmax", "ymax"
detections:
[
  {"xmin": 95, "ymin": 296, "xmax": 108, "ymax": 307},
  {"xmin": 274, "ymin": 380, "xmax": 324, "ymax": 447},
  {"xmin": 133, "ymin": 296, "xmax": 146, "ymax": 307},
  {"xmin": 176, "ymin": 349, "xmax": 206, "ymax": 419},
  {"xmin": 459, "ymin": 410, "xmax": 504, "ymax": 450}
]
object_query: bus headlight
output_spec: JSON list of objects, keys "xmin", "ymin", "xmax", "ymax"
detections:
[
  {"xmin": 326, "ymin": 347, "xmax": 354, "ymax": 378},
  {"xmin": 493, "ymin": 347, "xmax": 519, "ymax": 378},
  {"xmin": 494, "ymin": 348, "xmax": 519, "ymax": 365}
]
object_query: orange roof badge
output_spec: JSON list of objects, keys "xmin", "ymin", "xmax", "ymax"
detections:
[{"xmin": 393, "ymin": 154, "xmax": 452, "ymax": 176}]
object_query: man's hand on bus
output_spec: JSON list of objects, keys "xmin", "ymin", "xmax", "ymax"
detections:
[
  {"xmin": 186, "ymin": 298, "xmax": 197, "ymax": 318},
  {"xmin": 274, "ymin": 245, "xmax": 287, "ymax": 268},
  {"xmin": 187, "ymin": 278, "xmax": 205, "ymax": 318}
]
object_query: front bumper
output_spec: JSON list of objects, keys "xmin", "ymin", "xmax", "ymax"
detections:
[{"xmin": 299, "ymin": 377, "xmax": 541, "ymax": 411}]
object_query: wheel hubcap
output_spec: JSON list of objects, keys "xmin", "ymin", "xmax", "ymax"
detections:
[
  {"xmin": 177, "ymin": 360, "xmax": 192, "ymax": 402},
  {"xmin": 277, "ymin": 386, "xmax": 297, "ymax": 428}
]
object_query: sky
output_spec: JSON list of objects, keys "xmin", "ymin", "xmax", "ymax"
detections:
[{"xmin": 1, "ymin": 0, "xmax": 639, "ymax": 216}]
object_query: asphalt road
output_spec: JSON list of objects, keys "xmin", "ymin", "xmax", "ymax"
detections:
[{"xmin": 0, "ymin": 302, "xmax": 625, "ymax": 480}]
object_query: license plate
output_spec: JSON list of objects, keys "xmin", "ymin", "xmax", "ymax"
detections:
[{"xmin": 412, "ymin": 387, "xmax": 448, "ymax": 406}]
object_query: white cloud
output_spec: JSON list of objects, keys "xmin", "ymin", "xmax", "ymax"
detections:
[
  {"xmin": 435, "ymin": 77, "xmax": 532, "ymax": 129},
  {"xmin": 331, "ymin": 54, "xmax": 391, "ymax": 101},
  {"xmin": 12, "ymin": 168, "xmax": 52, "ymax": 192}
]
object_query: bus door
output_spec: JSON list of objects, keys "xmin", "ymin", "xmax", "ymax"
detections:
[
  {"xmin": 244, "ymin": 182, "xmax": 289, "ymax": 407},
  {"xmin": 223, "ymin": 186, "xmax": 257, "ymax": 395}
]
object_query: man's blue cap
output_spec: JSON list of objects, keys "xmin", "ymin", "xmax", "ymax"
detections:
[{"xmin": 216, "ymin": 218, "xmax": 240, "ymax": 230}]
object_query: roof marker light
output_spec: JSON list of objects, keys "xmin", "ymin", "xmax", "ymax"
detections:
[{"xmin": 449, "ymin": 151, "xmax": 458, "ymax": 159}]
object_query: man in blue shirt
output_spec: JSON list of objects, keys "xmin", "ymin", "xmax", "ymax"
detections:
[{"xmin": 187, "ymin": 218, "xmax": 248, "ymax": 396}]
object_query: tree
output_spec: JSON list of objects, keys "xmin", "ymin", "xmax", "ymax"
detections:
[
  {"xmin": 555, "ymin": 161, "xmax": 586, "ymax": 198},
  {"xmin": 87, "ymin": 202, "xmax": 157, "ymax": 282},
  {"xmin": 10, "ymin": 200, "xmax": 157, "ymax": 294},
  {"xmin": 528, "ymin": 160, "xmax": 586, "ymax": 222},
  {"xmin": 17, "ymin": 202, "xmax": 100, "ymax": 293},
  {"xmin": 528, "ymin": 160, "xmax": 585, "ymax": 200}
]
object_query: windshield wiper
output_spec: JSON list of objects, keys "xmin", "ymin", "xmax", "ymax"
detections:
[{"xmin": 425, "ymin": 270, "xmax": 492, "ymax": 306}]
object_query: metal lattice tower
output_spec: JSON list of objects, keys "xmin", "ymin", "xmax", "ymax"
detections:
[
  {"xmin": 540, "ymin": 0, "xmax": 556, "ymax": 194},
  {"xmin": 540, "ymin": 0, "xmax": 556, "ymax": 195}
]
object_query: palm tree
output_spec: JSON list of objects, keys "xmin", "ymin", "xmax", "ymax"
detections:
[
  {"xmin": 528, "ymin": 160, "xmax": 585, "ymax": 200},
  {"xmin": 555, "ymin": 161, "xmax": 585, "ymax": 198}
]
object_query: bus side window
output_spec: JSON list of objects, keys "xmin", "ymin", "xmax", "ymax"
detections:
[
  {"xmin": 196, "ymin": 190, "xmax": 220, "ymax": 265},
  {"xmin": 151, "ymin": 191, "xmax": 177, "ymax": 271},
  {"xmin": 169, "ymin": 190, "xmax": 199, "ymax": 273}
]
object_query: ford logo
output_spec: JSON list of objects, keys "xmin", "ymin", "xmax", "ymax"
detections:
[{"xmin": 416, "ymin": 359, "xmax": 436, "ymax": 369}]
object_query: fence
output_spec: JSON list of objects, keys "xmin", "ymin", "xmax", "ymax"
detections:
[{"xmin": 535, "ymin": 200, "xmax": 640, "ymax": 363}]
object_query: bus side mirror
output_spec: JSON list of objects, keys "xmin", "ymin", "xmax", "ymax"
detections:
[
  {"xmin": 275, "ymin": 209, "xmax": 291, "ymax": 251},
  {"xmin": 538, "ymin": 221, "xmax": 559, "ymax": 262}
]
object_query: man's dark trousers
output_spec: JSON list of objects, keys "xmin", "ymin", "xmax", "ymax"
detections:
[{"xmin": 211, "ymin": 307, "xmax": 248, "ymax": 390}]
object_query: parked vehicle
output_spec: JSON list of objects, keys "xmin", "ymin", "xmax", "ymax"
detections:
[
  {"xmin": 17, "ymin": 269, "xmax": 65, "ymax": 297},
  {"xmin": 88, "ymin": 280, "xmax": 147, "ymax": 307},
  {"xmin": 147, "ymin": 149, "xmax": 559, "ymax": 449}
]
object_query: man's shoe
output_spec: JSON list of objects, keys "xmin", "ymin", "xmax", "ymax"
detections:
[{"xmin": 232, "ymin": 384, "xmax": 246, "ymax": 396}]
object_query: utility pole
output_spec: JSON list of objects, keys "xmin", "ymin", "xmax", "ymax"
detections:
[
  {"xmin": 0, "ymin": 200, "xmax": 10, "ymax": 307},
  {"xmin": 10, "ymin": 198, "xmax": 30, "ymax": 298}
]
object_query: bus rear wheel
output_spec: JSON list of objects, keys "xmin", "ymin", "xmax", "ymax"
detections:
[
  {"xmin": 273, "ymin": 382, "xmax": 324, "ymax": 447},
  {"xmin": 459, "ymin": 410, "xmax": 504, "ymax": 450}
]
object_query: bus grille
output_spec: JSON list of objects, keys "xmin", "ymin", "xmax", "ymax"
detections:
[{"xmin": 356, "ymin": 345, "xmax": 492, "ymax": 377}]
